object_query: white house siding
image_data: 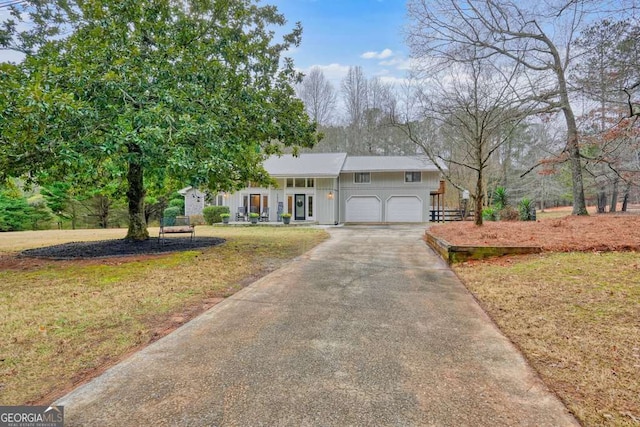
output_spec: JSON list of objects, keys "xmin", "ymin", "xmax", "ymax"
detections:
[
  {"xmin": 314, "ymin": 178, "xmax": 338, "ymax": 225},
  {"xmin": 182, "ymin": 188, "xmax": 206, "ymax": 216},
  {"xmin": 340, "ymin": 171, "xmax": 439, "ymax": 223}
]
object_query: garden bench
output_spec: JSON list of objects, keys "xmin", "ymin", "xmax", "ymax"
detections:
[{"xmin": 159, "ymin": 216, "xmax": 194, "ymax": 243}]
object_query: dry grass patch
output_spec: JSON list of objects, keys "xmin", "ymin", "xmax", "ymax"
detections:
[
  {"xmin": 455, "ymin": 252, "xmax": 640, "ymax": 426},
  {"xmin": 0, "ymin": 226, "xmax": 328, "ymax": 405}
]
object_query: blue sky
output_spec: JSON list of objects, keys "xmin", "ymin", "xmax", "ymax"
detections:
[
  {"xmin": 273, "ymin": 0, "xmax": 411, "ymax": 87},
  {"xmin": 0, "ymin": 1, "xmax": 411, "ymax": 86}
]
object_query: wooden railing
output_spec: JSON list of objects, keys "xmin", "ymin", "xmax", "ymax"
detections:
[{"xmin": 429, "ymin": 209, "xmax": 474, "ymax": 222}]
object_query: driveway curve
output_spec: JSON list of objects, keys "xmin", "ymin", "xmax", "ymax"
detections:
[{"xmin": 57, "ymin": 225, "xmax": 577, "ymax": 426}]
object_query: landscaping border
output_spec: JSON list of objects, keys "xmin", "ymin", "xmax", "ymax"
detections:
[{"xmin": 424, "ymin": 230, "xmax": 542, "ymax": 263}]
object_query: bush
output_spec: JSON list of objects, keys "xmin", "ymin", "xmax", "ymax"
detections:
[
  {"xmin": 498, "ymin": 206, "xmax": 519, "ymax": 221},
  {"xmin": 482, "ymin": 207, "xmax": 498, "ymax": 221},
  {"xmin": 162, "ymin": 206, "xmax": 181, "ymax": 225},
  {"xmin": 202, "ymin": 206, "xmax": 230, "ymax": 225},
  {"xmin": 493, "ymin": 186, "xmax": 508, "ymax": 210},
  {"xmin": 519, "ymin": 198, "xmax": 535, "ymax": 221},
  {"xmin": 168, "ymin": 198, "xmax": 184, "ymax": 214}
]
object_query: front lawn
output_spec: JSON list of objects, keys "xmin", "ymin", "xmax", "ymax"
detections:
[
  {"xmin": 0, "ymin": 226, "xmax": 328, "ymax": 405},
  {"xmin": 455, "ymin": 252, "xmax": 640, "ymax": 426}
]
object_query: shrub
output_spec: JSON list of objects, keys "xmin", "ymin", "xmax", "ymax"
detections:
[
  {"xmin": 493, "ymin": 186, "xmax": 508, "ymax": 209},
  {"xmin": 202, "ymin": 206, "xmax": 230, "ymax": 225},
  {"xmin": 162, "ymin": 206, "xmax": 181, "ymax": 225},
  {"xmin": 168, "ymin": 198, "xmax": 184, "ymax": 214},
  {"xmin": 482, "ymin": 207, "xmax": 498, "ymax": 221},
  {"xmin": 519, "ymin": 198, "xmax": 535, "ymax": 221},
  {"xmin": 498, "ymin": 206, "xmax": 519, "ymax": 221}
]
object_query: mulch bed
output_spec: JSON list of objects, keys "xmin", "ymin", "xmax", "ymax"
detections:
[
  {"xmin": 20, "ymin": 237, "xmax": 225, "ymax": 260},
  {"xmin": 428, "ymin": 214, "xmax": 640, "ymax": 252}
]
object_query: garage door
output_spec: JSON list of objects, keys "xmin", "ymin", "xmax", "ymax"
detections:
[
  {"xmin": 345, "ymin": 196, "xmax": 381, "ymax": 222},
  {"xmin": 386, "ymin": 196, "xmax": 423, "ymax": 222}
]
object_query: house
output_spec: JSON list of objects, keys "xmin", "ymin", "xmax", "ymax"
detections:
[{"xmin": 180, "ymin": 153, "xmax": 445, "ymax": 224}]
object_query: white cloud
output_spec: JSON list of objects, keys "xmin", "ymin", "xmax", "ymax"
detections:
[
  {"xmin": 299, "ymin": 63, "xmax": 351, "ymax": 82},
  {"xmin": 360, "ymin": 48, "xmax": 394, "ymax": 60},
  {"xmin": 379, "ymin": 57, "xmax": 415, "ymax": 70}
]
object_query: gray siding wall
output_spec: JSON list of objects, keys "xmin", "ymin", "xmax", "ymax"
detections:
[
  {"xmin": 183, "ymin": 188, "xmax": 206, "ymax": 216},
  {"xmin": 339, "ymin": 171, "xmax": 440, "ymax": 222},
  {"xmin": 315, "ymin": 178, "xmax": 338, "ymax": 225}
]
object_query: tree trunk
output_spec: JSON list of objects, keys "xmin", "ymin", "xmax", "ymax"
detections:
[
  {"xmin": 609, "ymin": 178, "xmax": 619, "ymax": 212},
  {"xmin": 474, "ymin": 168, "xmax": 484, "ymax": 226},
  {"xmin": 555, "ymin": 53, "xmax": 588, "ymax": 216},
  {"xmin": 98, "ymin": 196, "xmax": 110, "ymax": 228},
  {"xmin": 597, "ymin": 185, "xmax": 606, "ymax": 213},
  {"xmin": 622, "ymin": 182, "xmax": 631, "ymax": 212},
  {"xmin": 125, "ymin": 144, "xmax": 149, "ymax": 241}
]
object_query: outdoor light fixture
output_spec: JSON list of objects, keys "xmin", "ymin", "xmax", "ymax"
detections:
[{"xmin": 328, "ymin": 191, "xmax": 334, "ymax": 200}]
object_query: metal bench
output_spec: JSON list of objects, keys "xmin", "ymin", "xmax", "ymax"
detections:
[{"xmin": 159, "ymin": 216, "xmax": 194, "ymax": 243}]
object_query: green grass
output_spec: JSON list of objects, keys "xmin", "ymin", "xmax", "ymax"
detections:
[
  {"xmin": 0, "ymin": 226, "xmax": 328, "ymax": 405},
  {"xmin": 455, "ymin": 252, "xmax": 640, "ymax": 426}
]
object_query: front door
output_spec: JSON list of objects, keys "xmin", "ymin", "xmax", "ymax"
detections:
[
  {"xmin": 249, "ymin": 194, "xmax": 261, "ymax": 215},
  {"xmin": 294, "ymin": 194, "xmax": 306, "ymax": 221}
]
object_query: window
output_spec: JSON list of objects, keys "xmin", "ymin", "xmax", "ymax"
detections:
[
  {"xmin": 286, "ymin": 177, "xmax": 315, "ymax": 187},
  {"xmin": 308, "ymin": 196, "xmax": 313, "ymax": 217},
  {"xmin": 405, "ymin": 172, "xmax": 422, "ymax": 183},
  {"xmin": 354, "ymin": 172, "xmax": 370, "ymax": 184}
]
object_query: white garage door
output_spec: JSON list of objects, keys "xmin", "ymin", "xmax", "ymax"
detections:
[
  {"xmin": 345, "ymin": 196, "xmax": 381, "ymax": 222},
  {"xmin": 387, "ymin": 196, "xmax": 423, "ymax": 222}
]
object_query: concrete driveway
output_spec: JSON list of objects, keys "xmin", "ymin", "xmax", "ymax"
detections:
[{"xmin": 57, "ymin": 225, "xmax": 577, "ymax": 426}]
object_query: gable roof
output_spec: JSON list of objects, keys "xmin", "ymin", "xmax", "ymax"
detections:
[
  {"xmin": 341, "ymin": 156, "xmax": 441, "ymax": 172},
  {"xmin": 263, "ymin": 153, "xmax": 347, "ymax": 177}
]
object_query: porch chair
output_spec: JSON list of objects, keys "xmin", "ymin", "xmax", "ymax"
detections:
[
  {"xmin": 236, "ymin": 206, "xmax": 248, "ymax": 222},
  {"xmin": 260, "ymin": 207, "xmax": 269, "ymax": 222}
]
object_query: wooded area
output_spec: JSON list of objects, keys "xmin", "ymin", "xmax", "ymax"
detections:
[
  {"xmin": 1, "ymin": 0, "xmax": 639, "ymax": 231},
  {"xmin": 297, "ymin": 1, "xmax": 640, "ymax": 225}
]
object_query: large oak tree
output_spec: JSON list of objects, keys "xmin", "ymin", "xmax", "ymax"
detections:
[{"xmin": 0, "ymin": 0, "xmax": 318, "ymax": 240}]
